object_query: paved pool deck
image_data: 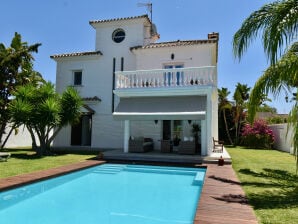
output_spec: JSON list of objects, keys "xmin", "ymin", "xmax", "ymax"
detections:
[
  {"xmin": 194, "ymin": 163, "xmax": 258, "ymax": 224},
  {"xmin": 0, "ymin": 159, "xmax": 258, "ymax": 224}
]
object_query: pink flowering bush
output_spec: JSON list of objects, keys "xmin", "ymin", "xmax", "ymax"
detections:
[{"xmin": 241, "ymin": 119, "xmax": 275, "ymax": 148}]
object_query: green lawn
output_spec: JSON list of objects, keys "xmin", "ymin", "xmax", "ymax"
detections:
[
  {"xmin": 0, "ymin": 148, "xmax": 96, "ymax": 178},
  {"xmin": 227, "ymin": 146, "xmax": 298, "ymax": 224}
]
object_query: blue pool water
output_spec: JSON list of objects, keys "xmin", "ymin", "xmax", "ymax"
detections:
[{"xmin": 0, "ymin": 164, "xmax": 206, "ymax": 224}]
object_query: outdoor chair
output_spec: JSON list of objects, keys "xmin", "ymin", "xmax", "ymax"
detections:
[
  {"xmin": 0, "ymin": 152, "xmax": 11, "ymax": 162},
  {"xmin": 129, "ymin": 137, "xmax": 154, "ymax": 153},
  {"xmin": 213, "ymin": 137, "xmax": 224, "ymax": 153},
  {"xmin": 160, "ymin": 140, "xmax": 173, "ymax": 153}
]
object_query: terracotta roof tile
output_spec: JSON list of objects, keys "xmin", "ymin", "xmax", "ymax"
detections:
[
  {"xmin": 130, "ymin": 39, "xmax": 217, "ymax": 51},
  {"xmin": 89, "ymin": 14, "xmax": 150, "ymax": 25},
  {"xmin": 82, "ymin": 96, "xmax": 101, "ymax": 102},
  {"xmin": 50, "ymin": 51, "xmax": 102, "ymax": 59}
]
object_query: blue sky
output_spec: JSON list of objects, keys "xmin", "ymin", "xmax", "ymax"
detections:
[{"xmin": 0, "ymin": 0, "xmax": 293, "ymax": 113}]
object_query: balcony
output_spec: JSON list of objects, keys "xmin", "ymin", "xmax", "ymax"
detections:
[{"xmin": 115, "ymin": 66, "xmax": 217, "ymax": 89}]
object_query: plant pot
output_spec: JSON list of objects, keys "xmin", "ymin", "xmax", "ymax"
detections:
[{"xmin": 218, "ymin": 156, "xmax": 224, "ymax": 166}]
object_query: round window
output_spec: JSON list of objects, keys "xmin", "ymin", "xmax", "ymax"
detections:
[{"xmin": 112, "ymin": 28, "xmax": 125, "ymax": 43}]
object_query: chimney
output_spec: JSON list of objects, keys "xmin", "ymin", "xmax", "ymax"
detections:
[{"xmin": 208, "ymin": 32, "xmax": 219, "ymax": 40}]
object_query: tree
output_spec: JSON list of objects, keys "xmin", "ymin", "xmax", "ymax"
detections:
[
  {"xmin": 0, "ymin": 32, "xmax": 41, "ymax": 146},
  {"xmin": 233, "ymin": 83, "xmax": 250, "ymax": 145},
  {"xmin": 233, "ymin": 0, "xmax": 298, "ymax": 167},
  {"xmin": 9, "ymin": 82, "xmax": 82, "ymax": 156},
  {"xmin": 218, "ymin": 87, "xmax": 234, "ymax": 145}
]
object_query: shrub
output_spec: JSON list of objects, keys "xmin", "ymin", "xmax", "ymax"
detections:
[
  {"xmin": 241, "ymin": 119, "xmax": 275, "ymax": 148},
  {"xmin": 266, "ymin": 116, "xmax": 288, "ymax": 124}
]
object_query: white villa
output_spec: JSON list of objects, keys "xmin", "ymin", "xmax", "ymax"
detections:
[{"xmin": 51, "ymin": 15, "xmax": 219, "ymax": 156}]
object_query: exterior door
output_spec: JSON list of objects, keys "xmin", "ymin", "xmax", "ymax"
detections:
[
  {"xmin": 164, "ymin": 64, "xmax": 184, "ymax": 86},
  {"xmin": 71, "ymin": 115, "xmax": 92, "ymax": 146},
  {"xmin": 163, "ymin": 120, "xmax": 171, "ymax": 140}
]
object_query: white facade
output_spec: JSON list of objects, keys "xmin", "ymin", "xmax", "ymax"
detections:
[{"xmin": 51, "ymin": 15, "xmax": 219, "ymax": 156}]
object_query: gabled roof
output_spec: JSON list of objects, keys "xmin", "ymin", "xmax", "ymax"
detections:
[
  {"xmin": 50, "ymin": 51, "xmax": 102, "ymax": 59},
  {"xmin": 81, "ymin": 105, "xmax": 95, "ymax": 115},
  {"xmin": 130, "ymin": 39, "xmax": 217, "ymax": 51},
  {"xmin": 89, "ymin": 14, "xmax": 151, "ymax": 25}
]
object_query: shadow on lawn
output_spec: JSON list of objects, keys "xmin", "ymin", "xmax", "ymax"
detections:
[
  {"xmin": 239, "ymin": 168, "xmax": 298, "ymax": 209},
  {"xmin": 11, "ymin": 153, "xmax": 43, "ymax": 160}
]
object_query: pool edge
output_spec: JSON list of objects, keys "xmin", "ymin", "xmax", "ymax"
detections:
[{"xmin": 0, "ymin": 160, "xmax": 105, "ymax": 192}]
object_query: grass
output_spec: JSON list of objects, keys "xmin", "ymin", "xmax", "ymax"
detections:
[
  {"xmin": 0, "ymin": 148, "xmax": 97, "ymax": 178},
  {"xmin": 227, "ymin": 146, "xmax": 298, "ymax": 224}
]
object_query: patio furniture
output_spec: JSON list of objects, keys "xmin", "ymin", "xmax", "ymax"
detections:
[
  {"xmin": 0, "ymin": 152, "xmax": 11, "ymax": 162},
  {"xmin": 160, "ymin": 140, "xmax": 173, "ymax": 153},
  {"xmin": 213, "ymin": 137, "xmax": 224, "ymax": 153},
  {"xmin": 129, "ymin": 137, "xmax": 154, "ymax": 153},
  {"xmin": 178, "ymin": 141, "xmax": 196, "ymax": 155}
]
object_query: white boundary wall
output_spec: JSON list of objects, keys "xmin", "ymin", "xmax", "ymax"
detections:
[
  {"xmin": 269, "ymin": 123, "xmax": 294, "ymax": 154},
  {"xmin": 2, "ymin": 125, "xmax": 36, "ymax": 148}
]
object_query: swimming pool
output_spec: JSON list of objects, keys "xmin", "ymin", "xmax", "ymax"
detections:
[{"xmin": 0, "ymin": 164, "xmax": 206, "ymax": 224}]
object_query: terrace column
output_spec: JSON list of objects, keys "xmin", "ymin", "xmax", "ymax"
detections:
[
  {"xmin": 201, "ymin": 120, "xmax": 207, "ymax": 156},
  {"xmin": 124, "ymin": 120, "xmax": 130, "ymax": 153}
]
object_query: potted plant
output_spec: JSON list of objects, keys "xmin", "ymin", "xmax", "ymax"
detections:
[
  {"xmin": 192, "ymin": 123, "xmax": 201, "ymax": 153},
  {"xmin": 173, "ymin": 135, "xmax": 181, "ymax": 146}
]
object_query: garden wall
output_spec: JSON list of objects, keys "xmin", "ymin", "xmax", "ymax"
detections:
[
  {"xmin": 269, "ymin": 123, "xmax": 294, "ymax": 154},
  {"xmin": 2, "ymin": 124, "xmax": 43, "ymax": 148}
]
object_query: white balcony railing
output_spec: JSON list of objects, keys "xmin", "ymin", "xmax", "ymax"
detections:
[{"xmin": 115, "ymin": 66, "xmax": 216, "ymax": 89}]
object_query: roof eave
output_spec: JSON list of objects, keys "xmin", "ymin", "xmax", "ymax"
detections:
[
  {"xmin": 89, "ymin": 14, "xmax": 151, "ymax": 29},
  {"xmin": 130, "ymin": 39, "xmax": 218, "ymax": 51},
  {"xmin": 50, "ymin": 51, "xmax": 103, "ymax": 60}
]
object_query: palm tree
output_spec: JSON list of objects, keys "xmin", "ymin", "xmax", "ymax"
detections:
[
  {"xmin": 9, "ymin": 82, "xmax": 82, "ymax": 156},
  {"xmin": 0, "ymin": 32, "xmax": 41, "ymax": 146},
  {"xmin": 233, "ymin": 83, "xmax": 251, "ymax": 145},
  {"xmin": 218, "ymin": 88, "xmax": 234, "ymax": 145},
  {"xmin": 233, "ymin": 0, "xmax": 298, "ymax": 166}
]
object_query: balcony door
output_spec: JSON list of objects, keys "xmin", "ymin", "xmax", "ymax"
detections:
[{"xmin": 164, "ymin": 64, "xmax": 184, "ymax": 86}]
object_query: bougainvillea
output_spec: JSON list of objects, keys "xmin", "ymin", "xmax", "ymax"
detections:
[{"xmin": 241, "ymin": 119, "xmax": 275, "ymax": 148}]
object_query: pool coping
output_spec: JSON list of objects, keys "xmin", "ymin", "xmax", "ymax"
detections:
[
  {"xmin": 0, "ymin": 160, "xmax": 258, "ymax": 224},
  {"xmin": 0, "ymin": 159, "xmax": 105, "ymax": 192}
]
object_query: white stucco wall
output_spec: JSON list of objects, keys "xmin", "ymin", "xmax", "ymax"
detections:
[
  {"xmin": 133, "ymin": 44, "xmax": 216, "ymax": 70},
  {"xmin": 2, "ymin": 125, "xmax": 40, "ymax": 148},
  {"xmin": 269, "ymin": 123, "xmax": 294, "ymax": 154}
]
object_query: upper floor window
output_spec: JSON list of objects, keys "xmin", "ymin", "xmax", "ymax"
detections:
[
  {"xmin": 112, "ymin": 28, "xmax": 125, "ymax": 43},
  {"xmin": 73, "ymin": 71, "xmax": 82, "ymax": 86}
]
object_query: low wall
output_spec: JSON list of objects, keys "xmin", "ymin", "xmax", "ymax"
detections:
[
  {"xmin": 269, "ymin": 123, "xmax": 294, "ymax": 154},
  {"xmin": 2, "ymin": 125, "xmax": 36, "ymax": 148}
]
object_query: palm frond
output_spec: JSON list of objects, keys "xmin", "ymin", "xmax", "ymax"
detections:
[
  {"xmin": 233, "ymin": 0, "xmax": 298, "ymax": 64},
  {"xmin": 248, "ymin": 41, "xmax": 298, "ymax": 122},
  {"xmin": 60, "ymin": 87, "xmax": 82, "ymax": 125}
]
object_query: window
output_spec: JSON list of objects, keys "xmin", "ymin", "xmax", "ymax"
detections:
[
  {"xmin": 73, "ymin": 71, "xmax": 82, "ymax": 86},
  {"xmin": 112, "ymin": 28, "xmax": 125, "ymax": 43}
]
